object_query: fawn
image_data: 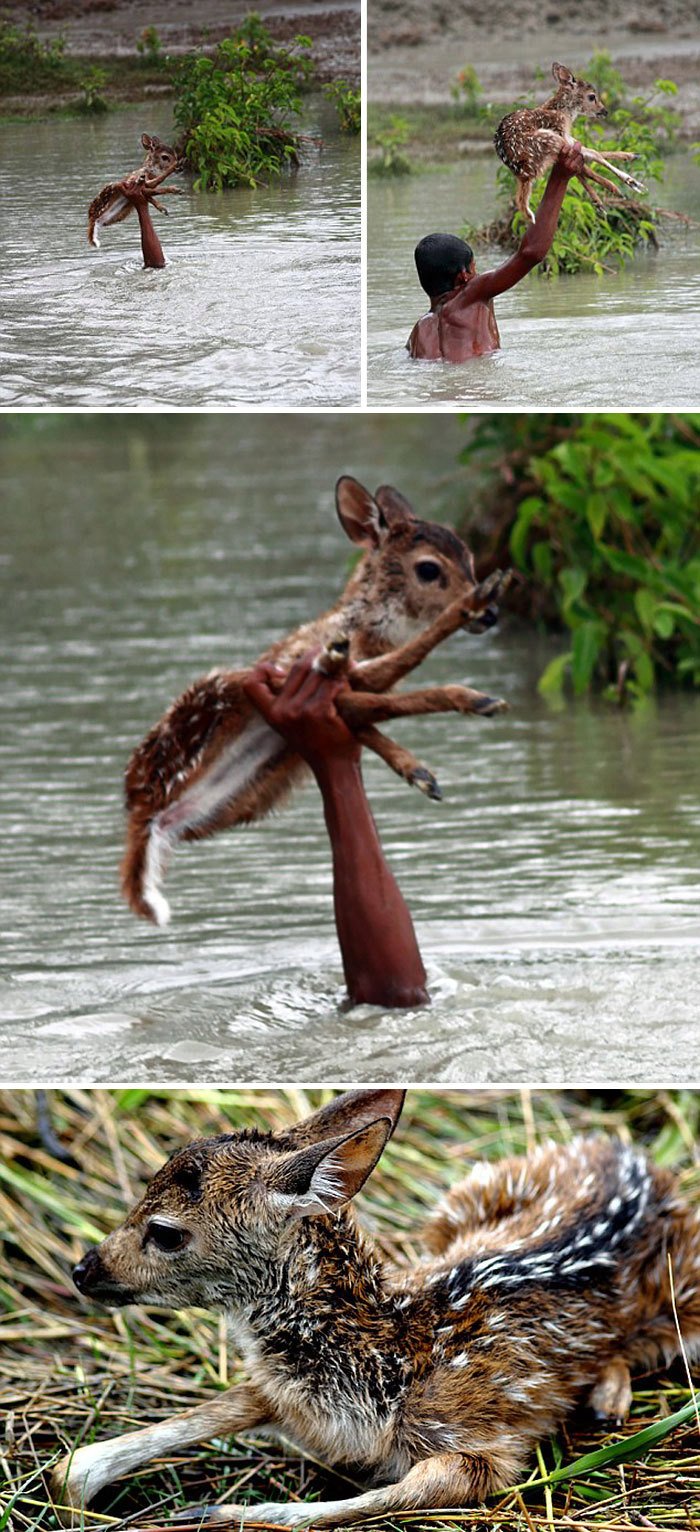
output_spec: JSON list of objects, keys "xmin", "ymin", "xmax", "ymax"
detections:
[
  {"xmin": 122, "ymin": 475, "xmax": 511, "ymax": 928},
  {"xmin": 88, "ymin": 133, "xmax": 183, "ymax": 248},
  {"xmin": 54, "ymin": 1088, "xmax": 700, "ymax": 1527},
  {"xmin": 494, "ymin": 62, "xmax": 645, "ymax": 222}
]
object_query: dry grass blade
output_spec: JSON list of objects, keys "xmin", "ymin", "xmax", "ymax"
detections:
[{"xmin": 0, "ymin": 1089, "xmax": 699, "ymax": 1531}]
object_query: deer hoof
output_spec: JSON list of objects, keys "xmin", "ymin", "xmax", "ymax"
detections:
[
  {"xmin": 475, "ymin": 695, "xmax": 509, "ymax": 716},
  {"xmin": 410, "ymin": 766, "xmax": 442, "ymax": 801}
]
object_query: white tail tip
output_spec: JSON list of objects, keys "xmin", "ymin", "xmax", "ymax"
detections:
[{"xmin": 144, "ymin": 886, "xmax": 171, "ymax": 928}]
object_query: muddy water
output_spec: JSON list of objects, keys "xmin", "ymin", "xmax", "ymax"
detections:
[
  {"xmin": 367, "ymin": 156, "xmax": 700, "ymax": 407},
  {"xmin": 0, "ymin": 100, "xmax": 359, "ymax": 407},
  {"xmin": 1, "ymin": 415, "xmax": 699, "ymax": 1086}
]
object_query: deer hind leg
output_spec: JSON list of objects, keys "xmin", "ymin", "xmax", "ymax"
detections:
[
  {"xmin": 355, "ymin": 570, "xmax": 510, "ymax": 695},
  {"xmin": 51, "ymin": 1385, "xmax": 269, "ymax": 1523},
  {"xmin": 582, "ymin": 165, "xmax": 629, "ymax": 199},
  {"xmin": 516, "ymin": 176, "xmax": 536, "ymax": 224},
  {"xmin": 187, "ymin": 1447, "xmax": 522, "ymax": 1526},
  {"xmin": 588, "ymin": 1356, "xmax": 633, "ymax": 1428}
]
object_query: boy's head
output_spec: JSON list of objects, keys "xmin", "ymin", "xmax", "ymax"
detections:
[{"xmin": 414, "ymin": 233, "xmax": 475, "ymax": 299}]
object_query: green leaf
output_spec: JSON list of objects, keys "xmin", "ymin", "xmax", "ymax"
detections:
[
  {"xmin": 571, "ymin": 622, "xmax": 603, "ymax": 694},
  {"xmin": 537, "ymin": 651, "xmax": 572, "ymax": 699}
]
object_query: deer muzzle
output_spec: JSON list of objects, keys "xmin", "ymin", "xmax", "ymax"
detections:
[{"xmin": 73, "ymin": 1247, "xmax": 135, "ymax": 1307}]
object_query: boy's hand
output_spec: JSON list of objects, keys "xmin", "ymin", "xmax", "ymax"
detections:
[
  {"xmin": 244, "ymin": 653, "xmax": 361, "ymax": 772},
  {"xmin": 555, "ymin": 141, "xmax": 585, "ymax": 181}
]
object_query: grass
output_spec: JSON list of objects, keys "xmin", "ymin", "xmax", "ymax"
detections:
[
  {"xmin": 1, "ymin": 1088, "xmax": 699, "ymax": 1529},
  {"xmin": 368, "ymin": 102, "xmax": 500, "ymax": 168}
]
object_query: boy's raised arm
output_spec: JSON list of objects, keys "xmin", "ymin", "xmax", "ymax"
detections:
[{"xmin": 453, "ymin": 141, "xmax": 585, "ymax": 309}]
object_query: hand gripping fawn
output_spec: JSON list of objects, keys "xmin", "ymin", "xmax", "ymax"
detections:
[
  {"xmin": 495, "ymin": 62, "xmax": 645, "ymax": 222},
  {"xmin": 122, "ymin": 476, "xmax": 512, "ymax": 928},
  {"xmin": 54, "ymin": 1088, "xmax": 700, "ymax": 1526},
  {"xmin": 88, "ymin": 133, "xmax": 183, "ymax": 248}
]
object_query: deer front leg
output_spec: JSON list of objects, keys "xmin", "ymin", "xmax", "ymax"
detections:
[
  {"xmin": 341, "ymin": 683, "xmax": 509, "ymax": 728},
  {"xmin": 186, "ymin": 1447, "xmax": 519, "ymax": 1526},
  {"xmin": 580, "ymin": 145, "xmax": 645, "ymax": 193},
  {"xmin": 51, "ymin": 1384, "xmax": 269, "ymax": 1521},
  {"xmin": 355, "ymin": 570, "xmax": 510, "ymax": 694}
]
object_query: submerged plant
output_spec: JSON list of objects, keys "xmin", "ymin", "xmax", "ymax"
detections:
[
  {"xmin": 369, "ymin": 115, "xmax": 412, "ymax": 176},
  {"xmin": 324, "ymin": 78, "xmax": 361, "ymax": 134}
]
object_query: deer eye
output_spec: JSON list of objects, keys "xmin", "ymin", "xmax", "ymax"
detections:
[
  {"xmin": 145, "ymin": 1222, "xmax": 191, "ymax": 1253},
  {"xmin": 415, "ymin": 560, "xmax": 442, "ymax": 583},
  {"xmin": 588, "ymin": 93, "xmax": 596, "ymax": 101}
]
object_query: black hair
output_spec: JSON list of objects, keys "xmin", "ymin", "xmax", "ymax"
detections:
[{"xmin": 414, "ymin": 233, "xmax": 474, "ymax": 299}]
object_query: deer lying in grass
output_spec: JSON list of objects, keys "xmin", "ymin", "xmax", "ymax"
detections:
[
  {"xmin": 495, "ymin": 63, "xmax": 645, "ymax": 222},
  {"xmin": 88, "ymin": 133, "xmax": 183, "ymax": 248},
  {"xmin": 54, "ymin": 1088, "xmax": 700, "ymax": 1526},
  {"xmin": 122, "ymin": 476, "xmax": 511, "ymax": 928}
]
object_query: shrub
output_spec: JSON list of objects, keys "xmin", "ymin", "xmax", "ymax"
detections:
[
  {"xmin": 450, "ymin": 64, "xmax": 482, "ymax": 116},
  {"xmin": 136, "ymin": 26, "xmax": 164, "ymax": 67},
  {"xmin": 369, "ymin": 116, "xmax": 412, "ymax": 176},
  {"xmin": 0, "ymin": 21, "xmax": 67, "ymax": 92},
  {"xmin": 173, "ymin": 20, "xmax": 314, "ymax": 189},
  {"xmin": 75, "ymin": 65, "xmax": 109, "ymax": 114},
  {"xmin": 324, "ymin": 79, "xmax": 360, "ymax": 134},
  {"xmin": 504, "ymin": 415, "xmax": 700, "ymax": 700}
]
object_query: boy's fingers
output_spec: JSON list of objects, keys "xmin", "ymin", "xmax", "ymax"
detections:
[{"xmin": 280, "ymin": 651, "xmax": 321, "ymax": 700}]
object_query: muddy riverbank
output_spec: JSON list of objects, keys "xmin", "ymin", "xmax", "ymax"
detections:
[{"xmin": 2, "ymin": 1, "xmax": 359, "ymax": 115}]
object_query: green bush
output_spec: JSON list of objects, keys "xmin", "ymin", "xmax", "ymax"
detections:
[
  {"xmin": 468, "ymin": 56, "xmax": 681, "ymax": 276},
  {"xmin": 324, "ymin": 79, "xmax": 360, "ymax": 134},
  {"xmin": 173, "ymin": 18, "xmax": 313, "ymax": 189},
  {"xmin": 369, "ymin": 116, "xmax": 412, "ymax": 176},
  {"xmin": 0, "ymin": 20, "xmax": 68, "ymax": 92},
  {"xmin": 136, "ymin": 26, "xmax": 164, "ymax": 68},
  {"xmin": 75, "ymin": 66, "xmax": 109, "ymax": 114},
  {"xmin": 450, "ymin": 64, "xmax": 483, "ymax": 117},
  {"xmin": 505, "ymin": 415, "xmax": 700, "ymax": 700}
]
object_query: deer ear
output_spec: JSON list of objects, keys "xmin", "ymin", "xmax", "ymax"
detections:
[
  {"xmin": 141, "ymin": 133, "xmax": 154, "ymax": 149},
  {"xmin": 335, "ymin": 476, "xmax": 388, "ymax": 549},
  {"xmin": 374, "ymin": 486, "xmax": 416, "ymax": 525},
  {"xmin": 271, "ymin": 1120, "xmax": 392, "ymax": 1218},
  {"xmin": 552, "ymin": 62, "xmax": 575, "ymax": 85},
  {"xmin": 284, "ymin": 1088, "xmax": 405, "ymax": 1148}
]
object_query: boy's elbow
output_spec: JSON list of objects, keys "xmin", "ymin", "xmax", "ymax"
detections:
[{"xmin": 520, "ymin": 232, "xmax": 548, "ymax": 267}]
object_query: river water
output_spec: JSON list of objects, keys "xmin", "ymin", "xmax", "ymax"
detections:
[
  {"xmin": 0, "ymin": 100, "xmax": 360, "ymax": 407},
  {"xmin": 368, "ymin": 155, "xmax": 700, "ymax": 407},
  {"xmin": 1, "ymin": 415, "xmax": 699, "ymax": 1085}
]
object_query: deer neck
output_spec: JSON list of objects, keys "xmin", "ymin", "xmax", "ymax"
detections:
[
  {"xmin": 543, "ymin": 91, "xmax": 576, "ymax": 132},
  {"xmin": 228, "ymin": 1213, "xmax": 410, "ymax": 1457},
  {"xmin": 330, "ymin": 556, "xmax": 425, "ymax": 660}
]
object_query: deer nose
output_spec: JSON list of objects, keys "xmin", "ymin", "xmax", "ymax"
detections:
[{"xmin": 72, "ymin": 1247, "xmax": 104, "ymax": 1294}]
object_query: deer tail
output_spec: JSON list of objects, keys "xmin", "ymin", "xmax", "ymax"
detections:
[{"xmin": 121, "ymin": 806, "xmax": 172, "ymax": 927}]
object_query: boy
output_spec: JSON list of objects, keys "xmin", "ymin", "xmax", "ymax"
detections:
[{"xmin": 408, "ymin": 141, "xmax": 585, "ymax": 362}]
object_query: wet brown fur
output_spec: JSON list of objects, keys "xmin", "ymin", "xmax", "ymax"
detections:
[{"xmin": 54, "ymin": 1091, "xmax": 700, "ymax": 1527}]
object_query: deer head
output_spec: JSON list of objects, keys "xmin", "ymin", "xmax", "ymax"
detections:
[
  {"xmin": 550, "ymin": 63, "xmax": 608, "ymax": 122},
  {"xmin": 71, "ymin": 1089, "xmax": 405, "ymax": 1314},
  {"xmin": 336, "ymin": 476, "xmax": 499, "ymax": 640}
]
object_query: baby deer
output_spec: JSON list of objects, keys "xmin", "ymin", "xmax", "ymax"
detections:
[
  {"xmin": 122, "ymin": 475, "xmax": 511, "ymax": 928},
  {"xmin": 54, "ymin": 1088, "xmax": 700, "ymax": 1527},
  {"xmin": 88, "ymin": 132, "xmax": 183, "ymax": 248},
  {"xmin": 495, "ymin": 62, "xmax": 645, "ymax": 222}
]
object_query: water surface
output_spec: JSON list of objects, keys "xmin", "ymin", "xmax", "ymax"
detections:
[
  {"xmin": 368, "ymin": 156, "xmax": 700, "ymax": 407},
  {"xmin": 1, "ymin": 416, "xmax": 699, "ymax": 1084},
  {"xmin": 0, "ymin": 101, "xmax": 359, "ymax": 407}
]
